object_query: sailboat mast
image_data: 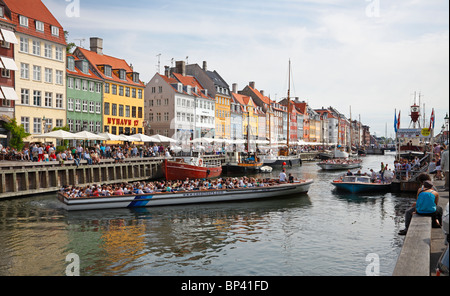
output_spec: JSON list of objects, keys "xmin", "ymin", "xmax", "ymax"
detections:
[{"xmin": 287, "ymin": 59, "xmax": 291, "ymax": 149}]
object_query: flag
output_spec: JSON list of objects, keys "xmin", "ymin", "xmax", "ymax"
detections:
[
  {"xmin": 397, "ymin": 110, "xmax": 401, "ymax": 131},
  {"xmin": 394, "ymin": 109, "xmax": 398, "ymax": 133},
  {"xmin": 429, "ymin": 108, "xmax": 435, "ymax": 131}
]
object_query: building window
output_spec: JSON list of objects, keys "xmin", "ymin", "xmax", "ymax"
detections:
[
  {"xmin": 111, "ymin": 104, "xmax": 117, "ymax": 116},
  {"xmin": 104, "ymin": 83, "xmax": 110, "ymax": 93},
  {"xmin": 138, "ymin": 107, "xmax": 143, "ymax": 118},
  {"xmin": 119, "ymin": 104, "xmax": 124, "ymax": 116},
  {"xmin": 132, "ymin": 88, "xmax": 136, "ymax": 98},
  {"xmin": 164, "ymin": 112, "xmax": 169, "ymax": 121},
  {"xmin": 44, "ymin": 92, "xmax": 52, "ymax": 107},
  {"xmin": 75, "ymin": 120, "xmax": 81, "ymax": 132},
  {"xmin": 44, "ymin": 43, "xmax": 52, "ymax": 58},
  {"xmin": 21, "ymin": 89, "xmax": 29, "ymax": 105},
  {"xmin": 33, "ymin": 65, "xmax": 41, "ymax": 81},
  {"xmin": 89, "ymin": 82, "xmax": 95, "ymax": 92},
  {"xmin": 56, "ymin": 94, "xmax": 63, "ymax": 108},
  {"xmin": 67, "ymin": 57, "xmax": 75, "ymax": 71},
  {"xmin": 132, "ymin": 106, "xmax": 136, "ymax": 117},
  {"xmin": 125, "ymin": 106, "xmax": 130, "ymax": 117},
  {"xmin": 75, "ymin": 99, "xmax": 81, "ymax": 112},
  {"xmin": 33, "ymin": 118, "xmax": 41, "ymax": 134},
  {"xmin": 56, "ymin": 119, "xmax": 63, "ymax": 128},
  {"xmin": 125, "ymin": 87, "xmax": 130, "ymax": 97},
  {"xmin": 20, "ymin": 63, "xmax": 30, "ymax": 79},
  {"xmin": 104, "ymin": 102, "xmax": 110, "ymax": 115},
  {"xmin": 104, "ymin": 65, "xmax": 112, "ymax": 77},
  {"xmin": 82, "ymin": 80, "xmax": 88, "ymax": 91},
  {"xmin": 119, "ymin": 85, "xmax": 124, "ymax": 96},
  {"xmin": 55, "ymin": 46, "xmax": 63, "ymax": 61},
  {"xmin": 68, "ymin": 119, "xmax": 74, "ymax": 132},
  {"xmin": 35, "ymin": 21, "xmax": 44, "ymax": 32},
  {"xmin": 75, "ymin": 79, "xmax": 80, "ymax": 90},
  {"xmin": 19, "ymin": 15, "xmax": 29, "ymax": 27},
  {"xmin": 1, "ymin": 68, "xmax": 10, "ymax": 78},
  {"xmin": 55, "ymin": 70, "xmax": 63, "ymax": 85},
  {"xmin": 68, "ymin": 98, "xmax": 74, "ymax": 111},
  {"xmin": 44, "ymin": 68, "xmax": 52, "ymax": 83},
  {"xmin": 51, "ymin": 26, "xmax": 59, "ymax": 37},
  {"xmin": 32, "ymin": 40, "xmax": 40, "ymax": 56},
  {"xmin": 82, "ymin": 100, "xmax": 88, "ymax": 112},
  {"xmin": 138, "ymin": 89, "xmax": 142, "ymax": 99},
  {"xmin": 19, "ymin": 37, "xmax": 29, "ymax": 53},
  {"xmin": 96, "ymin": 102, "xmax": 101, "ymax": 114},
  {"xmin": 89, "ymin": 101, "xmax": 95, "ymax": 113},
  {"xmin": 68, "ymin": 77, "xmax": 74, "ymax": 88},
  {"xmin": 112, "ymin": 84, "xmax": 117, "ymax": 95},
  {"xmin": 33, "ymin": 90, "xmax": 41, "ymax": 106},
  {"xmin": 21, "ymin": 117, "xmax": 30, "ymax": 133},
  {"xmin": 96, "ymin": 83, "xmax": 102, "ymax": 93}
]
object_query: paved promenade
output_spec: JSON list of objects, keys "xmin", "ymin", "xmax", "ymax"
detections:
[{"xmin": 430, "ymin": 179, "xmax": 448, "ymax": 276}]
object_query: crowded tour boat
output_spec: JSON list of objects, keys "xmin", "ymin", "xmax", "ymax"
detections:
[
  {"xmin": 57, "ymin": 177, "xmax": 314, "ymax": 211},
  {"xmin": 317, "ymin": 158, "xmax": 362, "ymax": 170}
]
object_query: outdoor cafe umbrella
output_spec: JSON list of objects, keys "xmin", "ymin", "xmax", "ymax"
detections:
[
  {"xmin": 129, "ymin": 133, "xmax": 159, "ymax": 142},
  {"xmin": 150, "ymin": 134, "xmax": 177, "ymax": 143},
  {"xmin": 97, "ymin": 132, "xmax": 128, "ymax": 141},
  {"xmin": 34, "ymin": 130, "xmax": 84, "ymax": 140},
  {"xmin": 74, "ymin": 131, "xmax": 107, "ymax": 141}
]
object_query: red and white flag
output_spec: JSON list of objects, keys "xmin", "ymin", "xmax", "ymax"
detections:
[{"xmin": 429, "ymin": 108, "xmax": 435, "ymax": 131}]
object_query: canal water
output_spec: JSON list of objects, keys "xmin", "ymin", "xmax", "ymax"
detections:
[{"xmin": 0, "ymin": 153, "xmax": 415, "ymax": 276}]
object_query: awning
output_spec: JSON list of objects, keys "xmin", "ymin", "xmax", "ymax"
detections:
[
  {"xmin": 0, "ymin": 29, "xmax": 18, "ymax": 44},
  {"xmin": 0, "ymin": 86, "xmax": 19, "ymax": 101},
  {"xmin": 0, "ymin": 56, "xmax": 18, "ymax": 71}
]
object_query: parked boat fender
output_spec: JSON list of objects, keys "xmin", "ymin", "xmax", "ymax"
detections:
[{"xmin": 199, "ymin": 159, "xmax": 203, "ymax": 166}]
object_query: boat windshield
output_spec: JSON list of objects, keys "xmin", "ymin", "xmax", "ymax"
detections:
[{"xmin": 343, "ymin": 176, "xmax": 371, "ymax": 183}]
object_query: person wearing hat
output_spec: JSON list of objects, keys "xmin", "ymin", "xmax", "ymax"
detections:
[{"xmin": 399, "ymin": 178, "xmax": 443, "ymax": 235}]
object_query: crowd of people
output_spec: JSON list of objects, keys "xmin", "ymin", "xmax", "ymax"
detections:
[
  {"xmin": 0, "ymin": 142, "xmax": 175, "ymax": 166},
  {"xmin": 60, "ymin": 175, "xmax": 303, "ymax": 199}
]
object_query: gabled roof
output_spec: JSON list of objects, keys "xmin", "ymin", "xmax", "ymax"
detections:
[
  {"xmin": 3, "ymin": 0, "xmax": 65, "ymax": 45},
  {"xmin": 172, "ymin": 72, "xmax": 213, "ymax": 100},
  {"xmin": 247, "ymin": 85, "xmax": 271, "ymax": 105},
  {"xmin": 66, "ymin": 54, "xmax": 103, "ymax": 81},
  {"xmin": 206, "ymin": 70, "xmax": 229, "ymax": 89},
  {"xmin": 76, "ymin": 47, "xmax": 143, "ymax": 87}
]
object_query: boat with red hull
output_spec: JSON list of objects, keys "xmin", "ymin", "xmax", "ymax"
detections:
[{"xmin": 163, "ymin": 158, "xmax": 222, "ymax": 180}]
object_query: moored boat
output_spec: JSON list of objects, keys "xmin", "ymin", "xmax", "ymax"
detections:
[
  {"xmin": 331, "ymin": 175, "xmax": 391, "ymax": 193},
  {"xmin": 57, "ymin": 179, "xmax": 314, "ymax": 211},
  {"xmin": 317, "ymin": 159, "xmax": 362, "ymax": 170},
  {"xmin": 163, "ymin": 158, "xmax": 222, "ymax": 180}
]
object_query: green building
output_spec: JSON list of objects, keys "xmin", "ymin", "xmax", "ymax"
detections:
[{"xmin": 66, "ymin": 54, "xmax": 103, "ymax": 133}]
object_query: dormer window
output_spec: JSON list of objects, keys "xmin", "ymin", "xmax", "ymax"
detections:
[
  {"xmin": 51, "ymin": 26, "xmax": 59, "ymax": 37},
  {"xmin": 67, "ymin": 56, "xmax": 75, "ymax": 71},
  {"xmin": 104, "ymin": 65, "xmax": 112, "ymax": 77},
  {"xmin": 35, "ymin": 21, "xmax": 44, "ymax": 32},
  {"xmin": 132, "ymin": 72, "xmax": 139, "ymax": 83},
  {"xmin": 82, "ymin": 60, "xmax": 88, "ymax": 74},
  {"xmin": 119, "ymin": 69, "xmax": 126, "ymax": 80},
  {"xmin": 19, "ymin": 15, "xmax": 28, "ymax": 27}
]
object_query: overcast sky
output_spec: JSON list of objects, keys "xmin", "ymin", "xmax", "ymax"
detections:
[{"xmin": 44, "ymin": 0, "xmax": 449, "ymax": 138}]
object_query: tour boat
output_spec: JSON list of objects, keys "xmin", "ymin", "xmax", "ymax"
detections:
[
  {"xmin": 56, "ymin": 179, "xmax": 314, "ymax": 211},
  {"xmin": 317, "ymin": 159, "xmax": 362, "ymax": 170},
  {"xmin": 163, "ymin": 158, "xmax": 222, "ymax": 180},
  {"xmin": 331, "ymin": 175, "xmax": 391, "ymax": 193}
]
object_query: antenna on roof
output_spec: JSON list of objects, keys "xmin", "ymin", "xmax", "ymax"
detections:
[
  {"xmin": 156, "ymin": 53, "xmax": 161, "ymax": 73},
  {"xmin": 74, "ymin": 38, "xmax": 85, "ymax": 48},
  {"xmin": 186, "ymin": 56, "xmax": 189, "ymax": 64},
  {"xmin": 170, "ymin": 58, "xmax": 174, "ymax": 67}
]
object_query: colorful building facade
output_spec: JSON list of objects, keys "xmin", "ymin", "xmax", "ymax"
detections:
[
  {"xmin": 6, "ymin": 0, "xmax": 67, "ymax": 142},
  {"xmin": 66, "ymin": 54, "xmax": 103, "ymax": 133},
  {"xmin": 74, "ymin": 38, "xmax": 145, "ymax": 136}
]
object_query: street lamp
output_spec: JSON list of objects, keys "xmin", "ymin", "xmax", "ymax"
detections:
[{"xmin": 42, "ymin": 116, "xmax": 46, "ymax": 133}]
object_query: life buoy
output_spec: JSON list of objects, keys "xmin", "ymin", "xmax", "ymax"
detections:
[{"xmin": 198, "ymin": 159, "xmax": 203, "ymax": 166}]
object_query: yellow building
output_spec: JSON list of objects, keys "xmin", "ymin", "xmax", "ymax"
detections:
[
  {"xmin": 215, "ymin": 91, "xmax": 231, "ymax": 139},
  {"xmin": 74, "ymin": 38, "xmax": 144, "ymax": 135},
  {"xmin": 9, "ymin": 0, "xmax": 67, "ymax": 142}
]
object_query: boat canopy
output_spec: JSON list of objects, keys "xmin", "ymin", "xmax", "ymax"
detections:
[{"xmin": 343, "ymin": 176, "xmax": 371, "ymax": 183}]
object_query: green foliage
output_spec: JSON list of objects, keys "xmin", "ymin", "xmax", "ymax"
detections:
[{"xmin": 2, "ymin": 118, "xmax": 30, "ymax": 150}]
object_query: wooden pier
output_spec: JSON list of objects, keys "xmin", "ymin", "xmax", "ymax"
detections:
[{"xmin": 0, "ymin": 157, "xmax": 165, "ymax": 200}]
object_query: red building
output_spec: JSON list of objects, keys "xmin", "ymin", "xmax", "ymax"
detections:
[{"xmin": 0, "ymin": 2, "xmax": 18, "ymax": 123}]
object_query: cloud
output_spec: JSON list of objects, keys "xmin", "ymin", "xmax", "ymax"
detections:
[{"xmin": 44, "ymin": 0, "xmax": 449, "ymax": 136}]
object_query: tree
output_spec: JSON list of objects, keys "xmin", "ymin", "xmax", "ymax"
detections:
[
  {"xmin": 2, "ymin": 117, "xmax": 30, "ymax": 150},
  {"xmin": 64, "ymin": 30, "xmax": 76, "ymax": 54}
]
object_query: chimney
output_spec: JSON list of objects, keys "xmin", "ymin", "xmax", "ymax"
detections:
[
  {"xmin": 232, "ymin": 83, "xmax": 237, "ymax": 93},
  {"xmin": 90, "ymin": 37, "xmax": 103, "ymax": 55},
  {"xmin": 164, "ymin": 66, "xmax": 170, "ymax": 77},
  {"xmin": 202, "ymin": 61, "xmax": 207, "ymax": 71},
  {"xmin": 175, "ymin": 61, "xmax": 186, "ymax": 76},
  {"xmin": 260, "ymin": 90, "xmax": 264, "ymax": 96},
  {"xmin": 249, "ymin": 81, "xmax": 255, "ymax": 89}
]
